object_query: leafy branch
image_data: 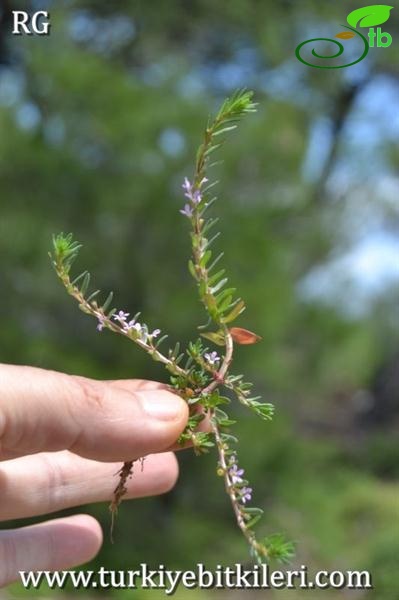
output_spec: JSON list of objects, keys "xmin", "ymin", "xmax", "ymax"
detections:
[{"xmin": 50, "ymin": 89, "xmax": 294, "ymax": 564}]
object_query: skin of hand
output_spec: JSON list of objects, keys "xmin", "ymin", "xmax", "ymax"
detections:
[{"xmin": 0, "ymin": 363, "xmax": 189, "ymax": 587}]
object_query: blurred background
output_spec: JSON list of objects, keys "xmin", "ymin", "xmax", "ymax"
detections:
[{"xmin": 1, "ymin": 0, "xmax": 398, "ymax": 598}]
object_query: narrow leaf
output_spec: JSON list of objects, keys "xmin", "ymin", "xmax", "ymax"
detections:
[
  {"xmin": 80, "ymin": 273, "xmax": 90, "ymax": 297},
  {"xmin": 102, "ymin": 291, "xmax": 114, "ymax": 313},
  {"xmin": 204, "ymin": 232, "xmax": 221, "ymax": 249},
  {"xmin": 208, "ymin": 269, "xmax": 226, "ymax": 286},
  {"xmin": 213, "ymin": 125, "xmax": 238, "ymax": 136},
  {"xmin": 87, "ymin": 289, "xmax": 101, "ymax": 303},
  {"xmin": 200, "ymin": 250, "xmax": 212, "ymax": 268},
  {"xmin": 218, "ymin": 295, "xmax": 234, "ymax": 314},
  {"xmin": 204, "ymin": 143, "xmax": 222, "ymax": 157},
  {"xmin": 188, "ymin": 259, "xmax": 197, "ymax": 280},
  {"xmin": 208, "ymin": 252, "xmax": 224, "ymax": 273},
  {"xmin": 211, "ymin": 277, "xmax": 228, "ymax": 294},
  {"xmin": 216, "ymin": 287, "xmax": 236, "ymax": 305},
  {"xmin": 202, "ymin": 217, "xmax": 219, "ymax": 235},
  {"xmin": 71, "ymin": 271, "xmax": 88, "ymax": 287},
  {"xmin": 221, "ymin": 300, "xmax": 246, "ymax": 323},
  {"xmin": 200, "ymin": 330, "xmax": 226, "ymax": 346}
]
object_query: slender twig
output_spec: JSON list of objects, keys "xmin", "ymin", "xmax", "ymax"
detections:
[{"xmin": 50, "ymin": 91, "xmax": 293, "ymax": 563}]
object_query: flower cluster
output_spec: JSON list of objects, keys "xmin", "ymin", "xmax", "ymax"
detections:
[
  {"xmin": 180, "ymin": 177, "xmax": 208, "ymax": 218},
  {"xmin": 228, "ymin": 455, "xmax": 252, "ymax": 504},
  {"xmin": 96, "ymin": 309, "xmax": 161, "ymax": 345}
]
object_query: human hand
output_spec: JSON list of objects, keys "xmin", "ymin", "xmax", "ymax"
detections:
[{"xmin": 0, "ymin": 363, "xmax": 188, "ymax": 586}]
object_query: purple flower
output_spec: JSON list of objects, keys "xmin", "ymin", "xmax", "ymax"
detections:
[
  {"xmin": 123, "ymin": 319, "xmax": 140, "ymax": 332},
  {"xmin": 191, "ymin": 190, "xmax": 202, "ymax": 204},
  {"xmin": 113, "ymin": 310, "xmax": 130, "ymax": 324},
  {"xmin": 180, "ymin": 176, "xmax": 210, "ymax": 216},
  {"xmin": 204, "ymin": 351, "xmax": 220, "ymax": 366},
  {"xmin": 182, "ymin": 177, "xmax": 192, "ymax": 195},
  {"xmin": 96, "ymin": 314, "xmax": 106, "ymax": 332},
  {"xmin": 240, "ymin": 487, "xmax": 252, "ymax": 504},
  {"xmin": 182, "ymin": 177, "xmax": 202, "ymax": 204},
  {"xmin": 150, "ymin": 328, "xmax": 161, "ymax": 338},
  {"xmin": 180, "ymin": 204, "xmax": 193, "ymax": 218},
  {"xmin": 229, "ymin": 463, "xmax": 245, "ymax": 484}
]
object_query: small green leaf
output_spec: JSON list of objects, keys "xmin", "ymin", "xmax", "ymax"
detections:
[
  {"xmin": 102, "ymin": 291, "xmax": 114, "ymax": 313},
  {"xmin": 199, "ymin": 280, "xmax": 207, "ymax": 296},
  {"xmin": 208, "ymin": 252, "xmax": 224, "ymax": 272},
  {"xmin": 214, "ymin": 408, "xmax": 229, "ymax": 420},
  {"xmin": 171, "ymin": 342, "xmax": 180, "ymax": 358},
  {"xmin": 210, "ymin": 277, "xmax": 228, "ymax": 294},
  {"xmin": 86, "ymin": 289, "xmax": 101, "ymax": 303},
  {"xmin": 220, "ymin": 433, "xmax": 238, "ymax": 444},
  {"xmin": 206, "ymin": 392, "xmax": 230, "ymax": 407},
  {"xmin": 200, "ymin": 250, "xmax": 212, "ymax": 268},
  {"xmin": 204, "ymin": 232, "xmax": 221, "ymax": 249},
  {"xmin": 208, "ymin": 269, "xmax": 226, "ymax": 286},
  {"xmin": 200, "ymin": 330, "xmax": 226, "ymax": 346},
  {"xmin": 243, "ymin": 507, "xmax": 264, "ymax": 529},
  {"xmin": 155, "ymin": 334, "xmax": 168, "ymax": 348},
  {"xmin": 216, "ymin": 416, "xmax": 236, "ymax": 427},
  {"xmin": 71, "ymin": 271, "xmax": 88, "ymax": 287},
  {"xmin": 188, "ymin": 413, "xmax": 205, "ymax": 428},
  {"xmin": 215, "ymin": 287, "xmax": 236, "ymax": 306},
  {"xmin": 204, "ymin": 292, "xmax": 218, "ymax": 312},
  {"xmin": 213, "ymin": 125, "xmax": 238, "ymax": 136},
  {"xmin": 248, "ymin": 400, "xmax": 275, "ymax": 421},
  {"xmin": 243, "ymin": 507, "xmax": 264, "ymax": 517},
  {"xmin": 204, "ymin": 143, "xmax": 222, "ymax": 157},
  {"xmin": 218, "ymin": 295, "xmax": 234, "ymax": 313},
  {"xmin": 202, "ymin": 217, "xmax": 219, "ymax": 235},
  {"xmin": 80, "ymin": 272, "xmax": 90, "ymax": 296},
  {"xmin": 221, "ymin": 300, "xmax": 246, "ymax": 323},
  {"xmin": 213, "ymin": 408, "xmax": 236, "ymax": 426},
  {"xmin": 246, "ymin": 516, "xmax": 262, "ymax": 529},
  {"xmin": 347, "ymin": 5, "xmax": 393, "ymax": 28},
  {"xmin": 188, "ymin": 259, "xmax": 197, "ymax": 280}
]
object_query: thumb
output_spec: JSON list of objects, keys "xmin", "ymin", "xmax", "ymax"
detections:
[{"xmin": 0, "ymin": 364, "xmax": 188, "ymax": 462}]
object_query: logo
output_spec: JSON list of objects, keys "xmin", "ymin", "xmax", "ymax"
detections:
[
  {"xmin": 296, "ymin": 5, "xmax": 393, "ymax": 68},
  {"xmin": 12, "ymin": 11, "xmax": 51, "ymax": 36}
]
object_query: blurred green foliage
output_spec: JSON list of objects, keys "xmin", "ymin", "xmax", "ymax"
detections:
[{"xmin": 1, "ymin": 1, "xmax": 399, "ymax": 598}]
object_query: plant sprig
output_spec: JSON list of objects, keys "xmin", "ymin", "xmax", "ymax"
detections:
[{"xmin": 50, "ymin": 89, "xmax": 294, "ymax": 564}]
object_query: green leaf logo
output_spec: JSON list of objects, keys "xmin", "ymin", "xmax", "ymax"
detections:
[{"xmin": 347, "ymin": 5, "xmax": 393, "ymax": 28}]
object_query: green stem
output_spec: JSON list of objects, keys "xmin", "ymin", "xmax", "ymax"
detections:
[{"xmin": 55, "ymin": 265, "xmax": 187, "ymax": 379}]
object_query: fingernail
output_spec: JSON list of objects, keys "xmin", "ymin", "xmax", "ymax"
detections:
[{"xmin": 141, "ymin": 391, "xmax": 185, "ymax": 421}]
